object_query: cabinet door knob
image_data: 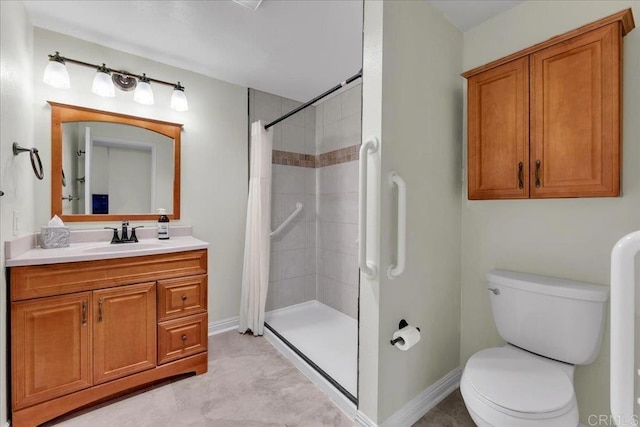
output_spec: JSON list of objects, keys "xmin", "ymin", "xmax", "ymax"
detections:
[
  {"xmin": 181, "ymin": 334, "xmax": 188, "ymax": 342},
  {"xmin": 181, "ymin": 295, "xmax": 187, "ymax": 302},
  {"xmin": 535, "ymin": 160, "xmax": 541, "ymax": 188},
  {"xmin": 518, "ymin": 162, "xmax": 524, "ymax": 189}
]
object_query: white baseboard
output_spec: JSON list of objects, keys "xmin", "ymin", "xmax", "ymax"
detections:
[
  {"xmin": 380, "ymin": 367, "xmax": 463, "ymax": 427},
  {"xmin": 355, "ymin": 410, "xmax": 377, "ymax": 427},
  {"xmin": 263, "ymin": 327, "xmax": 358, "ymax": 420},
  {"xmin": 208, "ymin": 316, "xmax": 239, "ymax": 336}
]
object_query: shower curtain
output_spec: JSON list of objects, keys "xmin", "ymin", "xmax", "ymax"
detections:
[{"xmin": 239, "ymin": 121, "xmax": 272, "ymax": 336}]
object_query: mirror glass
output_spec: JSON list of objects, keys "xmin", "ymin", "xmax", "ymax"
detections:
[
  {"xmin": 50, "ymin": 102, "xmax": 182, "ymax": 222},
  {"xmin": 61, "ymin": 122, "xmax": 174, "ymax": 215}
]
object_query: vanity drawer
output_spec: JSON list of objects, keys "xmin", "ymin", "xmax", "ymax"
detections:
[
  {"xmin": 158, "ymin": 313, "xmax": 208, "ymax": 365},
  {"xmin": 157, "ymin": 275, "xmax": 207, "ymax": 321},
  {"xmin": 10, "ymin": 250, "xmax": 208, "ymax": 301}
]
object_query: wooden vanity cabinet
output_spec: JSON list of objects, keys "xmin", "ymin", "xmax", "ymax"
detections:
[
  {"xmin": 93, "ymin": 282, "xmax": 157, "ymax": 385},
  {"xmin": 12, "ymin": 293, "xmax": 92, "ymax": 410},
  {"xmin": 464, "ymin": 10, "xmax": 634, "ymax": 200},
  {"xmin": 9, "ymin": 249, "xmax": 208, "ymax": 427}
]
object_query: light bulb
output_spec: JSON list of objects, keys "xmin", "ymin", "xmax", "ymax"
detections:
[
  {"xmin": 43, "ymin": 52, "xmax": 70, "ymax": 89},
  {"xmin": 170, "ymin": 83, "xmax": 189, "ymax": 111},
  {"xmin": 133, "ymin": 74, "xmax": 154, "ymax": 105},
  {"xmin": 91, "ymin": 64, "xmax": 115, "ymax": 97}
]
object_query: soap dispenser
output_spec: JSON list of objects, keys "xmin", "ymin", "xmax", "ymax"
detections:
[{"xmin": 157, "ymin": 208, "xmax": 170, "ymax": 240}]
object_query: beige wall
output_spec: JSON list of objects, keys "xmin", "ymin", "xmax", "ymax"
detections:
[
  {"xmin": 360, "ymin": 0, "xmax": 463, "ymax": 422},
  {"xmin": 0, "ymin": 1, "xmax": 34, "ymax": 423},
  {"xmin": 32, "ymin": 28, "xmax": 249, "ymax": 324},
  {"xmin": 460, "ymin": 1, "xmax": 640, "ymax": 423}
]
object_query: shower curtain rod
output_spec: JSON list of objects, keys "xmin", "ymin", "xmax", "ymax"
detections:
[{"xmin": 264, "ymin": 69, "xmax": 363, "ymax": 130}]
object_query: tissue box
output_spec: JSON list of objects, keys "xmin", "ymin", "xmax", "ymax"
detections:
[{"xmin": 41, "ymin": 226, "xmax": 70, "ymax": 249}]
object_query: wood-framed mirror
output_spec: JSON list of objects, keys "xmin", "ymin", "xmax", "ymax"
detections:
[{"xmin": 50, "ymin": 102, "xmax": 182, "ymax": 222}]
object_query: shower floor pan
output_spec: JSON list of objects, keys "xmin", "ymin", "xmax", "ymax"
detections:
[{"xmin": 265, "ymin": 300, "xmax": 357, "ymax": 401}]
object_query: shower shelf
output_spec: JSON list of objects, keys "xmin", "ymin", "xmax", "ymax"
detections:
[{"xmin": 270, "ymin": 202, "xmax": 303, "ymax": 238}]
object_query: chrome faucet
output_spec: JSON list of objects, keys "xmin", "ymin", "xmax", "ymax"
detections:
[{"xmin": 105, "ymin": 221, "xmax": 144, "ymax": 244}]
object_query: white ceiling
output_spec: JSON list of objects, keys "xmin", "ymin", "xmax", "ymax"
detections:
[
  {"xmin": 428, "ymin": 0, "xmax": 525, "ymax": 32},
  {"xmin": 24, "ymin": 0, "xmax": 523, "ymax": 103}
]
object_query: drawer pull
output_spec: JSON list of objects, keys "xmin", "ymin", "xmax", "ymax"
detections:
[
  {"xmin": 181, "ymin": 295, "xmax": 187, "ymax": 302},
  {"xmin": 98, "ymin": 298, "xmax": 103, "ymax": 322},
  {"xmin": 181, "ymin": 334, "xmax": 188, "ymax": 342},
  {"xmin": 82, "ymin": 301, "xmax": 87, "ymax": 325}
]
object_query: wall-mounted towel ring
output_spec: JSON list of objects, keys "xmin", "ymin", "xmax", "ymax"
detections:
[{"xmin": 13, "ymin": 142, "xmax": 44, "ymax": 180}]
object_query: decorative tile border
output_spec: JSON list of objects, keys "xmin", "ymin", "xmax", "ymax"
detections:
[
  {"xmin": 272, "ymin": 150, "xmax": 316, "ymax": 168},
  {"xmin": 272, "ymin": 144, "xmax": 360, "ymax": 168},
  {"xmin": 317, "ymin": 145, "xmax": 359, "ymax": 167}
]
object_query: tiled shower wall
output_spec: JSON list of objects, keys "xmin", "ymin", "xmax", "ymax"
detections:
[
  {"xmin": 249, "ymin": 89, "xmax": 317, "ymax": 312},
  {"xmin": 315, "ymin": 84, "xmax": 361, "ymax": 319},
  {"xmin": 249, "ymin": 83, "xmax": 361, "ymax": 319}
]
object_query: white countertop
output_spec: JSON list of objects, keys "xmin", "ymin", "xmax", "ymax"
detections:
[{"xmin": 5, "ymin": 230, "xmax": 208, "ymax": 267}]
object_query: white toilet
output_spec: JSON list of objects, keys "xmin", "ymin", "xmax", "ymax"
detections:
[{"xmin": 460, "ymin": 269, "xmax": 609, "ymax": 427}]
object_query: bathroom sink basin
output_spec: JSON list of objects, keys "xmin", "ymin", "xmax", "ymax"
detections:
[{"xmin": 82, "ymin": 243, "xmax": 165, "ymax": 254}]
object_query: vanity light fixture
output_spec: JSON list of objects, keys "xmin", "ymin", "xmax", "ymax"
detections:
[
  {"xmin": 43, "ymin": 51, "xmax": 188, "ymax": 111},
  {"xmin": 91, "ymin": 64, "xmax": 116, "ymax": 97},
  {"xmin": 170, "ymin": 83, "xmax": 189, "ymax": 112},
  {"xmin": 42, "ymin": 52, "xmax": 70, "ymax": 89},
  {"xmin": 133, "ymin": 74, "xmax": 154, "ymax": 105}
]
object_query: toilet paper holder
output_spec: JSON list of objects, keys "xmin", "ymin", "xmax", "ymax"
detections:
[{"xmin": 390, "ymin": 319, "xmax": 420, "ymax": 346}]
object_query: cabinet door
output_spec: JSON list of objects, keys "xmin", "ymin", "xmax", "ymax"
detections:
[
  {"xmin": 530, "ymin": 23, "xmax": 620, "ymax": 197},
  {"xmin": 467, "ymin": 56, "xmax": 529, "ymax": 199},
  {"xmin": 12, "ymin": 292, "xmax": 92, "ymax": 409},
  {"xmin": 93, "ymin": 282, "xmax": 156, "ymax": 384}
]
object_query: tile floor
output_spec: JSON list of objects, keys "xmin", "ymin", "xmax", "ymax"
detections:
[
  {"xmin": 414, "ymin": 389, "xmax": 476, "ymax": 426},
  {"xmin": 44, "ymin": 330, "xmax": 474, "ymax": 426},
  {"xmin": 45, "ymin": 331, "xmax": 353, "ymax": 426}
]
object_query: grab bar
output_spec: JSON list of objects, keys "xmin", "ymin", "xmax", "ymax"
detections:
[
  {"xmin": 387, "ymin": 171, "xmax": 406, "ymax": 279},
  {"xmin": 610, "ymin": 230, "xmax": 640, "ymax": 426},
  {"xmin": 359, "ymin": 137, "xmax": 379, "ymax": 279},
  {"xmin": 270, "ymin": 202, "xmax": 303, "ymax": 238}
]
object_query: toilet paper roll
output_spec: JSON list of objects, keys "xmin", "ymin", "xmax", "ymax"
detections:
[{"xmin": 392, "ymin": 325, "xmax": 421, "ymax": 351}]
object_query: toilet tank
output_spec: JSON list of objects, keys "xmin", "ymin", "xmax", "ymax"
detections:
[{"xmin": 487, "ymin": 269, "xmax": 609, "ymax": 365}]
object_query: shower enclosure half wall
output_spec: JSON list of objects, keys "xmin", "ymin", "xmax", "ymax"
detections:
[{"xmin": 248, "ymin": 83, "xmax": 362, "ymax": 402}]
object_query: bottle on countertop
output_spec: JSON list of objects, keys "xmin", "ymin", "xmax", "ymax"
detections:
[{"xmin": 157, "ymin": 208, "xmax": 170, "ymax": 240}]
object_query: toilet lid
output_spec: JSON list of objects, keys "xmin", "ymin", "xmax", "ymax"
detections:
[{"xmin": 464, "ymin": 347, "xmax": 574, "ymax": 415}]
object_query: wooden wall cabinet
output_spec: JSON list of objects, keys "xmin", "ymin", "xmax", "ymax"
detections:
[
  {"xmin": 9, "ymin": 249, "xmax": 208, "ymax": 427},
  {"xmin": 464, "ymin": 9, "xmax": 634, "ymax": 200}
]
